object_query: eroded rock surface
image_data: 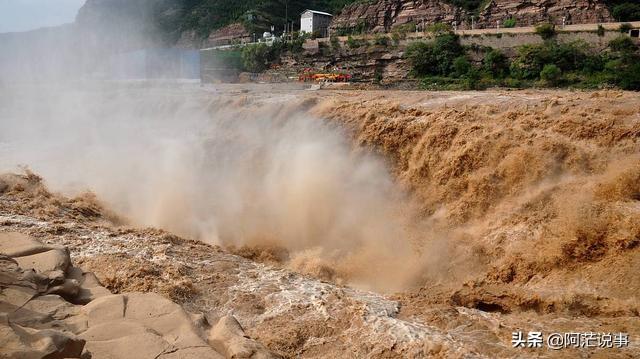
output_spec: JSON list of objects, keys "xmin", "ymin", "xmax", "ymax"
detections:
[
  {"xmin": 0, "ymin": 231, "xmax": 276, "ymax": 359},
  {"xmin": 331, "ymin": 0, "xmax": 613, "ymax": 33}
]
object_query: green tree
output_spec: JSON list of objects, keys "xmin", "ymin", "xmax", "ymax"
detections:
[
  {"xmin": 617, "ymin": 62, "xmax": 640, "ymax": 90},
  {"xmin": 612, "ymin": 3, "xmax": 640, "ymax": 22},
  {"xmin": 452, "ymin": 56, "xmax": 472, "ymax": 77},
  {"xmin": 535, "ymin": 23, "xmax": 556, "ymax": 40},
  {"xmin": 406, "ymin": 41, "xmax": 436, "ymax": 76},
  {"xmin": 510, "ymin": 41, "xmax": 589, "ymax": 79},
  {"xmin": 510, "ymin": 44, "xmax": 548, "ymax": 79},
  {"xmin": 483, "ymin": 49, "xmax": 509, "ymax": 77},
  {"xmin": 241, "ymin": 43, "xmax": 277, "ymax": 72},
  {"xmin": 540, "ymin": 64, "xmax": 562, "ymax": 85},
  {"xmin": 609, "ymin": 35, "xmax": 637, "ymax": 53},
  {"xmin": 619, "ymin": 23, "xmax": 633, "ymax": 33},
  {"xmin": 406, "ymin": 34, "xmax": 464, "ymax": 77},
  {"xmin": 432, "ymin": 33, "xmax": 465, "ymax": 75}
]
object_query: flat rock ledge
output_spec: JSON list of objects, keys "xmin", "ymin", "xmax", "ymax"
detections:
[{"xmin": 0, "ymin": 232, "xmax": 279, "ymax": 359}]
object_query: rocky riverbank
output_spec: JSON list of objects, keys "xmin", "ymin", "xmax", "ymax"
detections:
[{"xmin": 0, "ymin": 229, "xmax": 278, "ymax": 359}]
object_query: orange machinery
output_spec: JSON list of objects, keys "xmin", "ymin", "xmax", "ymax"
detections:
[{"xmin": 298, "ymin": 68, "xmax": 352, "ymax": 82}]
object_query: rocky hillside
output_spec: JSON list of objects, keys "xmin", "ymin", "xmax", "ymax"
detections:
[
  {"xmin": 331, "ymin": 0, "xmax": 614, "ymax": 33},
  {"xmin": 75, "ymin": 0, "xmax": 363, "ymax": 48}
]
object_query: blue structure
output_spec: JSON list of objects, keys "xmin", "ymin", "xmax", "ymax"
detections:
[{"xmin": 106, "ymin": 49, "xmax": 201, "ymax": 80}]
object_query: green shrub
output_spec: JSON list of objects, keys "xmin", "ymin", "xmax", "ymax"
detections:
[
  {"xmin": 241, "ymin": 43, "xmax": 278, "ymax": 72},
  {"xmin": 605, "ymin": 56, "xmax": 640, "ymax": 90},
  {"xmin": 394, "ymin": 22, "xmax": 416, "ymax": 35},
  {"xmin": 330, "ymin": 36, "xmax": 341, "ymax": 51},
  {"xmin": 597, "ymin": 24, "xmax": 606, "ymax": 37},
  {"xmin": 540, "ymin": 64, "xmax": 562, "ymax": 85},
  {"xmin": 605, "ymin": 59, "xmax": 624, "ymax": 73},
  {"xmin": 374, "ymin": 34, "xmax": 390, "ymax": 46},
  {"xmin": 503, "ymin": 18, "xmax": 516, "ymax": 28},
  {"xmin": 432, "ymin": 33, "xmax": 464, "ymax": 75},
  {"xmin": 354, "ymin": 19, "xmax": 369, "ymax": 34},
  {"xmin": 463, "ymin": 66, "xmax": 483, "ymax": 89},
  {"xmin": 346, "ymin": 36, "xmax": 363, "ymax": 49},
  {"xmin": 427, "ymin": 22, "xmax": 453, "ymax": 35},
  {"xmin": 619, "ymin": 23, "xmax": 633, "ymax": 33},
  {"xmin": 535, "ymin": 23, "xmax": 556, "ymax": 40},
  {"xmin": 503, "ymin": 77, "xmax": 525, "ymax": 89},
  {"xmin": 549, "ymin": 41, "xmax": 589, "ymax": 71},
  {"xmin": 483, "ymin": 49, "xmax": 509, "ymax": 77},
  {"xmin": 405, "ymin": 33, "xmax": 464, "ymax": 77},
  {"xmin": 582, "ymin": 54, "xmax": 606, "ymax": 74},
  {"xmin": 391, "ymin": 32, "xmax": 401, "ymax": 46},
  {"xmin": 609, "ymin": 35, "xmax": 637, "ymax": 53},
  {"xmin": 510, "ymin": 41, "xmax": 590, "ymax": 79},
  {"xmin": 612, "ymin": 3, "xmax": 640, "ymax": 22},
  {"xmin": 510, "ymin": 44, "xmax": 548, "ymax": 79},
  {"xmin": 406, "ymin": 41, "xmax": 436, "ymax": 76},
  {"xmin": 287, "ymin": 37, "xmax": 305, "ymax": 54},
  {"xmin": 452, "ymin": 56, "xmax": 472, "ymax": 77},
  {"xmin": 617, "ymin": 62, "xmax": 640, "ymax": 90},
  {"xmin": 374, "ymin": 69, "xmax": 383, "ymax": 84},
  {"xmin": 333, "ymin": 27, "xmax": 351, "ymax": 37}
]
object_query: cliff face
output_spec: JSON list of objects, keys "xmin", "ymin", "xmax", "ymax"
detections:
[
  {"xmin": 331, "ymin": 0, "xmax": 613, "ymax": 33},
  {"xmin": 331, "ymin": 0, "xmax": 464, "ymax": 33},
  {"xmin": 477, "ymin": 0, "xmax": 613, "ymax": 28}
]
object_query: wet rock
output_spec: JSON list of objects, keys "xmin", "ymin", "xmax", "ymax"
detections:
[
  {"xmin": 81, "ymin": 329, "xmax": 173, "ymax": 359},
  {"xmin": 80, "ymin": 293, "xmax": 224, "ymax": 359},
  {"xmin": 0, "ymin": 233, "xmax": 243, "ymax": 359},
  {"xmin": 14, "ymin": 248, "xmax": 70, "ymax": 274},
  {"xmin": 0, "ymin": 232, "xmax": 51, "ymax": 257},
  {"xmin": 209, "ymin": 315, "xmax": 281, "ymax": 359},
  {"xmin": 81, "ymin": 294, "xmax": 126, "ymax": 326},
  {"xmin": 67, "ymin": 267, "xmax": 112, "ymax": 304},
  {"xmin": 0, "ymin": 313, "xmax": 85, "ymax": 359}
]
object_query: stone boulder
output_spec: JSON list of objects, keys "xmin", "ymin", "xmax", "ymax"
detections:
[
  {"xmin": 0, "ymin": 232, "xmax": 279, "ymax": 359},
  {"xmin": 209, "ymin": 316, "xmax": 280, "ymax": 359}
]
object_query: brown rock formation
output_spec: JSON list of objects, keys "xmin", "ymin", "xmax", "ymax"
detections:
[
  {"xmin": 331, "ymin": 0, "xmax": 613, "ymax": 33},
  {"xmin": 331, "ymin": 0, "xmax": 463, "ymax": 33},
  {"xmin": 207, "ymin": 23, "xmax": 252, "ymax": 47},
  {"xmin": 0, "ymin": 232, "xmax": 278, "ymax": 359},
  {"xmin": 477, "ymin": 0, "xmax": 613, "ymax": 28}
]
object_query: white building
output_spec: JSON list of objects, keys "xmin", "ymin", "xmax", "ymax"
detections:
[{"xmin": 300, "ymin": 10, "xmax": 333, "ymax": 37}]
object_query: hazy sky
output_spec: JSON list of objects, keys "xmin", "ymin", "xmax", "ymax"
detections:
[{"xmin": 0, "ymin": 0, "xmax": 86, "ymax": 33}]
